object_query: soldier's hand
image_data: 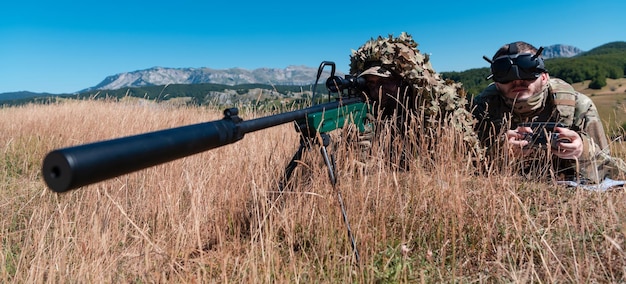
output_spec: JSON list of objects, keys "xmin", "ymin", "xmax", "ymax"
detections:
[
  {"xmin": 505, "ymin": 126, "xmax": 532, "ymax": 157},
  {"xmin": 552, "ymin": 127, "xmax": 583, "ymax": 159}
]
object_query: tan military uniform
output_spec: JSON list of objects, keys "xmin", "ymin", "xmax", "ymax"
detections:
[{"xmin": 473, "ymin": 78, "xmax": 626, "ymax": 183}]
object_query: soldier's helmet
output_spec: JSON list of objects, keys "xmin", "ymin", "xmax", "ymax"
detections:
[{"xmin": 350, "ymin": 32, "xmax": 441, "ymax": 87}]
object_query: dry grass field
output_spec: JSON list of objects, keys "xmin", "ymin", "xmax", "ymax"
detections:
[
  {"xmin": 2, "ymin": 98, "xmax": 626, "ymax": 282},
  {"xmin": 574, "ymin": 78, "xmax": 626, "ymax": 133}
]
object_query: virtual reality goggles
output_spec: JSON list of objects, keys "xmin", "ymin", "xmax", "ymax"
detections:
[{"xmin": 484, "ymin": 46, "xmax": 547, "ymax": 83}]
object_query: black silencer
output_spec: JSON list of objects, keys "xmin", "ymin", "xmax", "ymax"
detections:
[{"xmin": 42, "ymin": 118, "xmax": 243, "ymax": 193}]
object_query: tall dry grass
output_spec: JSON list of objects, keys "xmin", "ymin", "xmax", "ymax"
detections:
[{"xmin": 1, "ymin": 98, "xmax": 625, "ymax": 282}]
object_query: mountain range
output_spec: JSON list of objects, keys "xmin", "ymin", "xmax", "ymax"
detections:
[
  {"xmin": 0, "ymin": 44, "xmax": 586, "ymax": 101},
  {"xmin": 541, "ymin": 44, "xmax": 583, "ymax": 59},
  {"xmin": 80, "ymin": 65, "xmax": 340, "ymax": 93}
]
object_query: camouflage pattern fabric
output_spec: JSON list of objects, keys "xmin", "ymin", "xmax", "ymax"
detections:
[
  {"xmin": 349, "ymin": 32, "xmax": 483, "ymax": 158},
  {"xmin": 472, "ymin": 78, "xmax": 626, "ymax": 183}
]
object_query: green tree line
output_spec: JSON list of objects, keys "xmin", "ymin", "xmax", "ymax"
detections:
[
  {"xmin": 77, "ymin": 83, "xmax": 317, "ymax": 103},
  {"xmin": 2, "ymin": 83, "xmax": 320, "ymax": 107}
]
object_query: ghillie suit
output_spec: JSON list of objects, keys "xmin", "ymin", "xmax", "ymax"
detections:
[{"xmin": 348, "ymin": 32, "xmax": 483, "ymax": 169}]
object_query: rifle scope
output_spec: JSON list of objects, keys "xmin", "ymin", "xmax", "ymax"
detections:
[{"xmin": 326, "ymin": 75, "xmax": 367, "ymax": 95}]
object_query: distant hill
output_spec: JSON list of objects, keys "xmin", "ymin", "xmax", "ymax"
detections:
[
  {"xmin": 441, "ymin": 41, "xmax": 626, "ymax": 96},
  {"xmin": 0, "ymin": 91, "xmax": 57, "ymax": 101},
  {"xmin": 546, "ymin": 41, "xmax": 626, "ymax": 84}
]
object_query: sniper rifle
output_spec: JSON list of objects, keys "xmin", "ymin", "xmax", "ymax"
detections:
[
  {"xmin": 42, "ymin": 61, "xmax": 369, "ymax": 192},
  {"xmin": 41, "ymin": 61, "xmax": 370, "ymax": 262}
]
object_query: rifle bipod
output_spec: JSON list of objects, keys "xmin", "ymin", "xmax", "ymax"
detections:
[{"xmin": 278, "ymin": 133, "xmax": 360, "ymax": 263}]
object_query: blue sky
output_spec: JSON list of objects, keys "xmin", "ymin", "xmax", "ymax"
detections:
[{"xmin": 1, "ymin": 0, "xmax": 625, "ymax": 94}]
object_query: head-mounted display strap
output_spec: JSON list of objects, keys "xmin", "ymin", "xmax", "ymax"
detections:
[{"xmin": 484, "ymin": 45, "xmax": 547, "ymax": 83}]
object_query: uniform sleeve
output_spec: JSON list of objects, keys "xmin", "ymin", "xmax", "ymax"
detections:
[
  {"xmin": 577, "ymin": 95, "xmax": 610, "ymax": 152},
  {"xmin": 471, "ymin": 84, "xmax": 500, "ymax": 148},
  {"xmin": 574, "ymin": 94, "xmax": 621, "ymax": 182}
]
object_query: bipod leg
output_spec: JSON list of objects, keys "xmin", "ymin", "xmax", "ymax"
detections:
[
  {"xmin": 319, "ymin": 133, "xmax": 360, "ymax": 263},
  {"xmin": 319, "ymin": 134, "xmax": 336, "ymax": 186},
  {"xmin": 278, "ymin": 136, "xmax": 309, "ymax": 192}
]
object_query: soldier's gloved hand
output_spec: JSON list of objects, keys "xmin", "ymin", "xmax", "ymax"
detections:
[
  {"xmin": 552, "ymin": 127, "xmax": 582, "ymax": 159},
  {"xmin": 505, "ymin": 126, "xmax": 533, "ymax": 158}
]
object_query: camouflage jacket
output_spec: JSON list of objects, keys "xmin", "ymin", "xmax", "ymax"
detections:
[{"xmin": 472, "ymin": 78, "xmax": 626, "ymax": 183}]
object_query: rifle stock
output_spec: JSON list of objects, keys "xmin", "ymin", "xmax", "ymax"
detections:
[{"xmin": 42, "ymin": 97, "xmax": 367, "ymax": 192}]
